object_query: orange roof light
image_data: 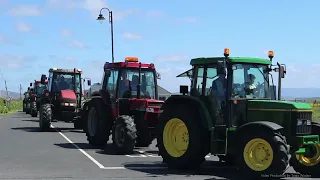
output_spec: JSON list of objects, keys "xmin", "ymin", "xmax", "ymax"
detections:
[
  {"xmin": 224, "ymin": 48, "xmax": 230, "ymax": 57},
  {"xmin": 268, "ymin": 50, "xmax": 274, "ymax": 58},
  {"xmin": 125, "ymin": 57, "xmax": 139, "ymax": 62}
]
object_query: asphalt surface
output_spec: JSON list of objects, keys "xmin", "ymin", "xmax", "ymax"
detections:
[{"xmin": 0, "ymin": 111, "xmax": 317, "ymax": 180}]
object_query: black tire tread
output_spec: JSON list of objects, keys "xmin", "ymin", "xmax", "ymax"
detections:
[
  {"xmin": 30, "ymin": 101, "xmax": 37, "ymax": 117},
  {"xmin": 157, "ymin": 104, "xmax": 209, "ymax": 170},
  {"xmin": 85, "ymin": 101, "xmax": 111, "ymax": 146},
  {"xmin": 112, "ymin": 115, "xmax": 137, "ymax": 154},
  {"xmin": 39, "ymin": 103, "xmax": 51, "ymax": 131}
]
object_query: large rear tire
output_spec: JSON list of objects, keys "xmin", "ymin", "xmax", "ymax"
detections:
[
  {"xmin": 39, "ymin": 104, "xmax": 51, "ymax": 131},
  {"xmin": 26, "ymin": 103, "xmax": 30, "ymax": 114},
  {"xmin": 86, "ymin": 105, "xmax": 111, "ymax": 146},
  {"xmin": 290, "ymin": 123, "xmax": 320, "ymax": 176},
  {"xmin": 30, "ymin": 102, "xmax": 37, "ymax": 117},
  {"xmin": 156, "ymin": 104, "xmax": 209, "ymax": 169},
  {"xmin": 112, "ymin": 115, "xmax": 137, "ymax": 154},
  {"xmin": 237, "ymin": 130, "xmax": 290, "ymax": 177},
  {"xmin": 23, "ymin": 103, "xmax": 26, "ymax": 112}
]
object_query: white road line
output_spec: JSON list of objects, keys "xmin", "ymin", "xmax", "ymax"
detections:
[
  {"xmin": 50, "ymin": 125, "xmax": 226, "ymax": 170},
  {"xmin": 51, "ymin": 124, "xmax": 105, "ymax": 169}
]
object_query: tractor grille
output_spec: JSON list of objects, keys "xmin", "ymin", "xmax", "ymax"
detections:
[
  {"xmin": 148, "ymin": 102, "xmax": 163, "ymax": 107},
  {"xmin": 292, "ymin": 112, "xmax": 312, "ymax": 135}
]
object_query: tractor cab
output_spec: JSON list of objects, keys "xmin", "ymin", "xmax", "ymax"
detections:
[
  {"xmin": 40, "ymin": 68, "xmax": 83, "ymax": 122},
  {"xmin": 101, "ymin": 56, "xmax": 163, "ymax": 115},
  {"xmin": 34, "ymin": 79, "xmax": 48, "ymax": 98}
]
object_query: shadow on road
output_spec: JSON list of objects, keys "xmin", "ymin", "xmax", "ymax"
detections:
[
  {"xmin": 123, "ymin": 161, "xmax": 307, "ymax": 180},
  {"xmin": 54, "ymin": 142, "xmax": 103, "ymax": 150},
  {"xmin": 11, "ymin": 127, "xmax": 55, "ymax": 132},
  {"xmin": 22, "ymin": 119, "xmax": 38, "ymax": 122},
  {"xmin": 95, "ymin": 143, "xmax": 153, "ymax": 155},
  {"xmin": 123, "ymin": 161, "xmax": 244, "ymax": 180}
]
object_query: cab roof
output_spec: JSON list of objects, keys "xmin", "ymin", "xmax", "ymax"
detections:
[
  {"xmin": 35, "ymin": 80, "xmax": 48, "ymax": 83},
  {"xmin": 190, "ymin": 57, "xmax": 271, "ymax": 65}
]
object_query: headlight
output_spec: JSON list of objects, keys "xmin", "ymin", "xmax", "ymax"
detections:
[
  {"xmin": 307, "ymin": 120, "xmax": 311, "ymax": 125},
  {"xmin": 297, "ymin": 120, "xmax": 302, "ymax": 125},
  {"xmin": 146, "ymin": 108, "xmax": 154, "ymax": 112}
]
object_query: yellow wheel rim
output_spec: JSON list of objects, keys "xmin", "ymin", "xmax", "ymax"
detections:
[
  {"xmin": 243, "ymin": 138, "xmax": 273, "ymax": 171},
  {"xmin": 296, "ymin": 144, "xmax": 320, "ymax": 166},
  {"xmin": 163, "ymin": 118, "xmax": 189, "ymax": 157}
]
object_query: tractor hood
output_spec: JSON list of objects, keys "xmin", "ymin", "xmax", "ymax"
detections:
[
  {"xmin": 245, "ymin": 100, "xmax": 312, "ymax": 127},
  {"xmin": 129, "ymin": 98, "xmax": 163, "ymax": 112},
  {"xmin": 247, "ymin": 100, "xmax": 312, "ymax": 110},
  {"xmin": 60, "ymin": 90, "xmax": 76, "ymax": 102}
]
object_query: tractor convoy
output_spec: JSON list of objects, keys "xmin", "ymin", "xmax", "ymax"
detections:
[{"xmin": 21, "ymin": 51, "xmax": 320, "ymax": 177}]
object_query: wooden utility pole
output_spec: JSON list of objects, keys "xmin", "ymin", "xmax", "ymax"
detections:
[{"xmin": 19, "ymin": 84, "xmax": 22, "ymax": 100}]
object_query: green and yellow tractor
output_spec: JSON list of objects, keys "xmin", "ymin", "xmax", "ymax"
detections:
[{"xmin": 156, "ymin": 49, "xmax": 320, "ymax": 177}]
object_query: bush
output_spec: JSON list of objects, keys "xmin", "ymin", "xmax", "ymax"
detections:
[{"xmin": 0, "ymin": 98, "xmax": 22, "ymax": 115}]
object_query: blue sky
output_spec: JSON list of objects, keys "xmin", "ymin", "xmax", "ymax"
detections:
[{"xmin": 0, "ymin": 0, "xmax": 319, "ymax": 93}]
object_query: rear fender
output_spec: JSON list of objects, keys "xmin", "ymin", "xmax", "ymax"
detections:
[
  {"xmin": 40, "ymin": 96, "xmax": 51, "ymax": 106},
  {"xmin": 161, "ymin": 95, "xmax": 212, "ymax": 131}
]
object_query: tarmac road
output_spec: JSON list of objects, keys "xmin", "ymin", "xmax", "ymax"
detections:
[{"xmin": 0, "ymin": 112, "xmax": 316, "ymax": 180}]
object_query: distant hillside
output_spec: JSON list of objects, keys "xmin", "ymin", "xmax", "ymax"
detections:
[
  {"xmin": 282, "ymin": 88, "xmax": 320, "ymax": 98},
  {"xmin": 0, "ymin": 90, "xmax": 21, "ymax": 99}
]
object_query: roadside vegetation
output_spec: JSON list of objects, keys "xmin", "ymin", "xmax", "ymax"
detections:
[
  {"xmin": 0, "ymin": 97, "xmax": 22, "ymax": 115},
  {"xmin": 309, "ymin": 104, "xmax": 320, "ymax": 123}
]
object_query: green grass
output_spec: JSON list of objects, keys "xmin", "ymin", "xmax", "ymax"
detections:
[{"xmin": 0, "ymin": 97, "xmax": 22, "ymax": 115}]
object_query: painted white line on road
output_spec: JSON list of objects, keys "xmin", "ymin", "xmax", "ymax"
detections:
[{"xmin": 51, "ymin": 125, "xmax": 105, "ymax": 169}]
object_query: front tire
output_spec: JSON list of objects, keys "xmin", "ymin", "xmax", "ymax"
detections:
[
  {"xmin": 156, "ymin": 104, "xmax": 209, "ymax": 169},
  {"xmin": 39, "ymin": 104, "xmax": 51, "ymax": 131},
  {"xmin": 290, "ymin": 123, "xmax": 320, "ymax": 176},
  {"xmin": 237, "ymin": 130, "xmax": 290, "ymax": 177},
  {"xmin": 30, "ymin": 102, "xmax": 37, "ymax": 117},
  {"xmin": 112, "ymin": 115, "xmax": 137, "ymax": 154}
]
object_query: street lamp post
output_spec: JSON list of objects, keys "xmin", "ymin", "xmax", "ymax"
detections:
[{"xmin": 97, "ymin": 7, "xmax": 114, "ymax": 63}]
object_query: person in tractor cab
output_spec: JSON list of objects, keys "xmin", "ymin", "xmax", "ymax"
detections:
[
  {"xmin": 119, "ymin": 71, "xmax": 132, "ymax": 98},
  {"xmin": 211, "ymin": 68, "xmax": 226, "ymax": 110},
  {"xmin": 58, "ymin": 76, "xmax": 70, "ymax": 90},
  {"xmin": 245, "ymin": 74, "xmax": 257, "ymax": 95}
]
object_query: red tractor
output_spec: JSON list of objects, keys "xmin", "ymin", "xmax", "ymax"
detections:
[
  {"xmin": 29, "ymin": 79, "xmax": 48, "ymax": 117},
  {"xmin": 39, "ymin": 68, "xmax": 84, "ymax": 131},
  {"xmin": 81, "ymin": 57, "xmax": 163, "ymax": 154}
]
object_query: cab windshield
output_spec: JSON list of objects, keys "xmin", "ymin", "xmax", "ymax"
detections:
[
  {"xmin": 52, "ymin": 73, "xmax": 81, "ymax": 93},
  {"xmin": 232, "ymin": 63, "xmax": 270, "ymax": 99},
  {"xmin": 35, "ymin": 83, "xmax": 48, "ymax": 97},
  {"xmin": 119, "ymin": 69, "xmax": 156, "ymax": 99}
]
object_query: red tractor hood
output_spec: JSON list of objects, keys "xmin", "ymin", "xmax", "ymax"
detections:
[
  {"xmin": 60, "ymin": 90, "xmax": 76, "ymax": 100},
  {"xmin": 129, "ymin": 98, "xmax": 164, "ymax": 110}
]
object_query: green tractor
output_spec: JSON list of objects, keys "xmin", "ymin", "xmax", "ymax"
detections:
[{"xmin": 156, "ymin": 48, "xmax": 320, "ymax": 177}]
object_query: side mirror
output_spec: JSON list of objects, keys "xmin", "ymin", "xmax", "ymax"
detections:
[
  {"xmin": 280, "ymin": 65, "xmax": 286, "ymax": 78},
  {"xmin": 87, "ymin": 79, "xmax": 91, "ymax": 86},
  {"xmin": 180, "ymin": 85, "xmax": 188, "ymax": 95},
  {"xmin": 30, "ymin": 83, "xmax": 32, "ymax": 86},
  {"xmin": 28, "ymin": 87, "xmax": 30, "ymax": 90},
  {"xmin": 41, "ymin": 74, "xmax": 47, "ymax": 83},
  {"xmin": 156, "ymin": 72, "xmax": 161, "ymax": 79}
]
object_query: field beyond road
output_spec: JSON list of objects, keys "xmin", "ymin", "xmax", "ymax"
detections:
[{"xmin": 0, "ymin": 97, "xmax": 22, "ymax": 115}]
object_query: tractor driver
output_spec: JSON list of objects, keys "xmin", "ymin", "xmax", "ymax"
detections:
[
  {"xmin": 211, "ymin": 67, "xmax": 226, "ymax": 110},
  {"xmin": 245, "ymin": 74, "xmax": 257, "ymax": 95},
  {"xmin": 58, "ymin": 76, "xmax": 70, "ymax": 90},
  {"xmin": 119, "ymin": 71, "xmax": 131, "ymax": 97}
]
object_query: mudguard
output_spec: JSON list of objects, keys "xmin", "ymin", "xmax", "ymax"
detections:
[
  {"xmin": 160, "ymin": 95, "xmax": 212, "ymax": 130},
  {"xmin": 236, "ymin": 121, "xmax": 284, "ymax": 137}
]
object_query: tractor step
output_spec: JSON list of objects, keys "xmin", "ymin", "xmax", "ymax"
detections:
[{"xmin": 211, "ymin": 126, "xmax": 227, "ymax": 155}]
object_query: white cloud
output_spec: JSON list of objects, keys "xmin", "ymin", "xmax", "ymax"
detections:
[
  {"xmin": 0, "ymin": 54, "xmax": 34, "ymax": 68},
  {"xmin": 123, "ymin": 32, "xmax": 142, "ymax": 40},
  {"xmin": 61, "ymin": 29, "xmax": 73, "ymax": 36},
  {"xmin": 8, "ymin": 5, "xmax": 42, "ymax": 16},
  {"xmin": 155, "ymin": 55, "xmax": 189, "ymax": 62},
  {"xmin": 16, "ymin": 22, "xmax": 33, "ymax": 33},
  {"xmin": 66, "ymin": 40, "xmax": 88, "ymax": 49}
]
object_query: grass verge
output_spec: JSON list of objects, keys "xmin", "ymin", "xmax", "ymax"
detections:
[{"xmin": 0, "ymin": 97, "xmax": 22, "ymax": 115}]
